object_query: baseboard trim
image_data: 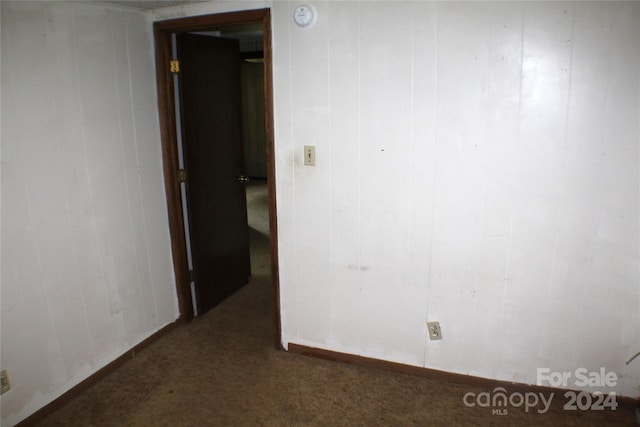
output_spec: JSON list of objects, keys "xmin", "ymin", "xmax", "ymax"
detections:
[
  {"xmin": 16, "ymin": 319, "xmax": 182, "ymax": 427},
  {"xmin": 287, "ymin": 343, "xmax": 638, "ymax": 411}
]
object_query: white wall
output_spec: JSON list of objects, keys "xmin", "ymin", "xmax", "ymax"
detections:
[
  {"xmin": 2, "ymin": 1, "xmax": 638, "ymax": 424},
  {"xmin": 159, "ymin": 0, "xmax": 640, "ymax": 398},
  {"xmin": 1, "ymin": 2, "xmax": 178, "ymax": 425},
  {"xmin": 272, "ymin": 0, "xmax": 639, "ymax": 397}
]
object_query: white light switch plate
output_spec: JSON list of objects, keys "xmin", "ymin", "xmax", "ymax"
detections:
[{"xmin": 304, "ymin": 145, "xmax": 316, "ymax": 166}]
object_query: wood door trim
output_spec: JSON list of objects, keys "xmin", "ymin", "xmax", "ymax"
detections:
[
  {"xmin": 153, "ymin": 9, "xmax": 282, "ymax": 349},
  {"xmin": 261, "ymin": 12, "xmax": 283, "ymax": 351}
]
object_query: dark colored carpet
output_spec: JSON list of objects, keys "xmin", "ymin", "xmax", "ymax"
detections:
[{"xmin": 35, "ymin": 182, "xmax": 636, "ymax": 426}]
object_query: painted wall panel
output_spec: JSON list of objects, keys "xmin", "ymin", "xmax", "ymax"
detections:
[
  {"xmin": 1, "ymin": 3, "xmax": 178, "ymax": 425},
  {"xmin": 290, "ymin": 1, "xmax": 332, "ymax": 346},
  {"xmin": 327, "ymin": 0, "xmax": 362, "ymax": 352},
  {"xmin": 265, "ymin": 0, "xmax": 639, "ymax": 398},
  {"xmin": 3, "ymin": 1, "xmax": 638, "ymax": 424},
  {"xmin": 357, "ymin": 1, "xmax": 414, "ymax": 361},
  {"xmin": 125, "ymin": 11, "xmax": 177, "ymax": 327},
  {"xmin": 403, "ymin": 1, "xmax": 437, "ymax": 367}
]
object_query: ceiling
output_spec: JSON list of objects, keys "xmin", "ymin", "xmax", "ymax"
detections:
[
  {"xmin": 104, "ymin": 1, "xmax": 264, "ymax": 53},
  {"xmin": 106, "ymin": 1, "xmax": 207, "ymax": 10}
]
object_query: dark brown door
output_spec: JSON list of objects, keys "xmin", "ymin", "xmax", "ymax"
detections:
[{"xmin": 177, "ymin": 33, "xmax": 250, "ymax": 315}]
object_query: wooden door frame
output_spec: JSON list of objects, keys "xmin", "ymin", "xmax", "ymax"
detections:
[{"xmin": 153, "ymin": 8, "xmax": 282, "ymax": 349}]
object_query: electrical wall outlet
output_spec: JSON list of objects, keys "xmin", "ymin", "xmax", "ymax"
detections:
[
  {"xmin": 427, "ymin": 321, "xmax": 442, "ymax": 341},
  {"xmin": 1, "ymin": 370, "xmax": 11, "ymax": 394}
]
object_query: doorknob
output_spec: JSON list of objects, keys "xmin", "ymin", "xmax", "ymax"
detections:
[{"xmin": 237, "ymin": 175, "xmax": 250, "ymax": 184}]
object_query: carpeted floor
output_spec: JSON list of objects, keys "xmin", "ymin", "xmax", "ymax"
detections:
[{"xmin": 35, "ymin": 181, "xmax": 636, "ymax": 426}]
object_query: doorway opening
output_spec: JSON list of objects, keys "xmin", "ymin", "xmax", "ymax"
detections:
[{"xmin": 153, "ymin": 9, "xmax": 281, "ymax": 349}]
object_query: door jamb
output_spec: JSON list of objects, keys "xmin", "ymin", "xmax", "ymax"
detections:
[{"xmin": 153, "ymin": 9, "xmax": 282, "ymax": 350}]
